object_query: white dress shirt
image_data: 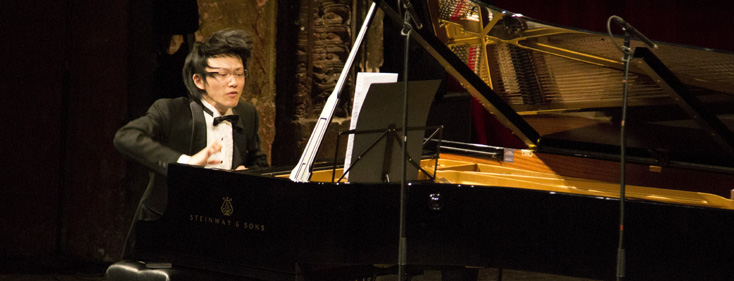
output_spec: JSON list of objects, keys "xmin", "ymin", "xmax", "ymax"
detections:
[{"xmin": 177, "ymin": 100, "xmax": 235, "ymax": 170}]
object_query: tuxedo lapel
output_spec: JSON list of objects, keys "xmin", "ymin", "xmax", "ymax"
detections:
[
  {"xmin": 189, "ymin": 100, "xmax": 208, "ymax": 153},
  {"xmin": 231, "ymin": 107, "xmax": 247, "ymax": 168}
]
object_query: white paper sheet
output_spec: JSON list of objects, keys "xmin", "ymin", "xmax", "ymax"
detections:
[{"xmin": 343, "ymin": 72, "xmax": 399, "ymax": 178}]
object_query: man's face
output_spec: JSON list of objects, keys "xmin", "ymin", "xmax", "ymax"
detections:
[{"xmin": 194, "ymin": 55, "xmax": 246, "ymax": 114}]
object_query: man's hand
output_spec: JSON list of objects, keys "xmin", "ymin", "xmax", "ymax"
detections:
[
  {"xmin": 235, "ymin": 165, "xmax": 248, "ymax": 171},
  {"xmin": 188, "ymin": 141, "xmax": 223, "ymax": 166}
]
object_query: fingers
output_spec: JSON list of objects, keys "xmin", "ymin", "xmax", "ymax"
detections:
[
  {"xmin": 235, "ymin": 165, "xmax": 248, "ymax": 170},
  {"xmin": 188, "ymin": 141, "xmax": 224, "ymax": 166},
  {"xmin": 203, "ymin": 141, "xmax": 222, "ymax": 159},
  {"xmin": 208, "ymin": 141, "xmax": 222, "ymax": 153}
]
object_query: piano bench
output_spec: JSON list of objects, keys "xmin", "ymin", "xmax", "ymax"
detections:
[{"xmin": 105, "ymin": 260, "xmax": 256, "ymax": 281}]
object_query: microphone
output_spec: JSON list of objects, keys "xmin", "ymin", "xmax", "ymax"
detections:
[
  {"xmin": 611, "ymin": 16, "xmax": 658, "ymax": 49},
  {"xmin": 401, "ymin": 0, "xmax": 423, "ymax": 29}
]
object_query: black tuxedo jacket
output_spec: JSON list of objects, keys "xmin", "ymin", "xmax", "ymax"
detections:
[{"xmin": 114, "ymin": 97, "xmax": 268, "ymax": 221}]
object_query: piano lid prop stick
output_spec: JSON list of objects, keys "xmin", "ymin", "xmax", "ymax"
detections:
[{"xmin": 289, "ymin": 2, "xmax": 379, "ymax": 182}]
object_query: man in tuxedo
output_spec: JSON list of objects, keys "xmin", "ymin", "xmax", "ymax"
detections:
[{"xmin": 113, "ymin": 29, "xmax": 268, "ymax": 258}]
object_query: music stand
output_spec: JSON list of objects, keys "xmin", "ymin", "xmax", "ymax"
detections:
[{"xmin": 343, "ymin": 80, "xmax": 441, "ymax": 183}]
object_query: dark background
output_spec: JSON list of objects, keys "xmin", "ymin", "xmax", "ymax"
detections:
[{"xmin": 1, "ymin": 0, "xmax": 731, "ymax": 272}]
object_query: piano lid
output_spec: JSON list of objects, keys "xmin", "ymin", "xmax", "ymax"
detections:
[{"xmin": 384, "ymin": 0, "xmax": 734, "ymax": 170}]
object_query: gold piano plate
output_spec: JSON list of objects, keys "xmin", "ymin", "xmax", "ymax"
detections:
[
  {"xmin": 417, "ymin": 156, "xmax": 734, "ymax": 210},
  {"xmin": 282, "ymin": 154, "xmax": 734, "ymax": 210}
]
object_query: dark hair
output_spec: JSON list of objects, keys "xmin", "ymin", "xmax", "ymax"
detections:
[{"xmin": 182, "ymin": 29, "xmax": 253, "ymax": 100}]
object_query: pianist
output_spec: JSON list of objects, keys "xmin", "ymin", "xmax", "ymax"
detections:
[{"xmin": 113, "ymin": 29, "xmax": 268, "ymax": 258}]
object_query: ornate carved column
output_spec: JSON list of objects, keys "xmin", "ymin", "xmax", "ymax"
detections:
[{"xmin": 273, "ymin": 0, "xmax": 383, "ymax": 165}]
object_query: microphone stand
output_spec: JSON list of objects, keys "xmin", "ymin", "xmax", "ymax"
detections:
[
  {"xmin": 608, "ymin": 15, "xmax": 657, "ymax": 280},
  {"xmin": 398, "ymin": 8, "xmax": 412, "ymax": 281},
  {"xmin": 616, "ymin": 30, "xmax": 631, "ymax": 281},
  {"xmin": 397, "ymin": 0, "xmax": 421, "ymax": 279},
  {"xmin": 607, "ymin": 16, "xmax": 634, "ymax": 281}
]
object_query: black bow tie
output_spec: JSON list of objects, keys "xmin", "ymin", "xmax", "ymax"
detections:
[{"xmin": 213, "ymin": 115, "xmax": 239, "ymax": 126}]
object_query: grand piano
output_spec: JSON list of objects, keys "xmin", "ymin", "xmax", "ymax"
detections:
[{"xmin": 128, "ymin": 0, "xmax": 734, "ymax": 280}]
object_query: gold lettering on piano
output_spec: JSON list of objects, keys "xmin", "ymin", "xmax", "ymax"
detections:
[{"xmin": 188, "ymin": 214, "xmax": 266, "ymax": 232}]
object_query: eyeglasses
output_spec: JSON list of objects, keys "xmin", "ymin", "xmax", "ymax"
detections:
[{"xmin": 206, "ymin": 69, "xmax": 248, "ymax": 81}]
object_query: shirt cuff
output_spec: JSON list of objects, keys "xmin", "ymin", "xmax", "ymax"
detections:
[{"xmin": 177, "ymin": 154, "xmax": 191, "ymax": 164}]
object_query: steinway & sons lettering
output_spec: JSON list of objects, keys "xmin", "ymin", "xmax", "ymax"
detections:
[{"xmin": 189, "ymin": 214, "xmax": 266, "ymax": 232}]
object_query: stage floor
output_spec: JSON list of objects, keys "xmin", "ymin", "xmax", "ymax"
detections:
[{"xmin": 0, "ymin": 268, "xmax": 600, "ymax": 281}]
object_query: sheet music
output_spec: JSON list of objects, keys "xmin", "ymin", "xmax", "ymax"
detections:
[{"xmin": 343, "ymin": 72, "xmax": 398, "ymax": 178}]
